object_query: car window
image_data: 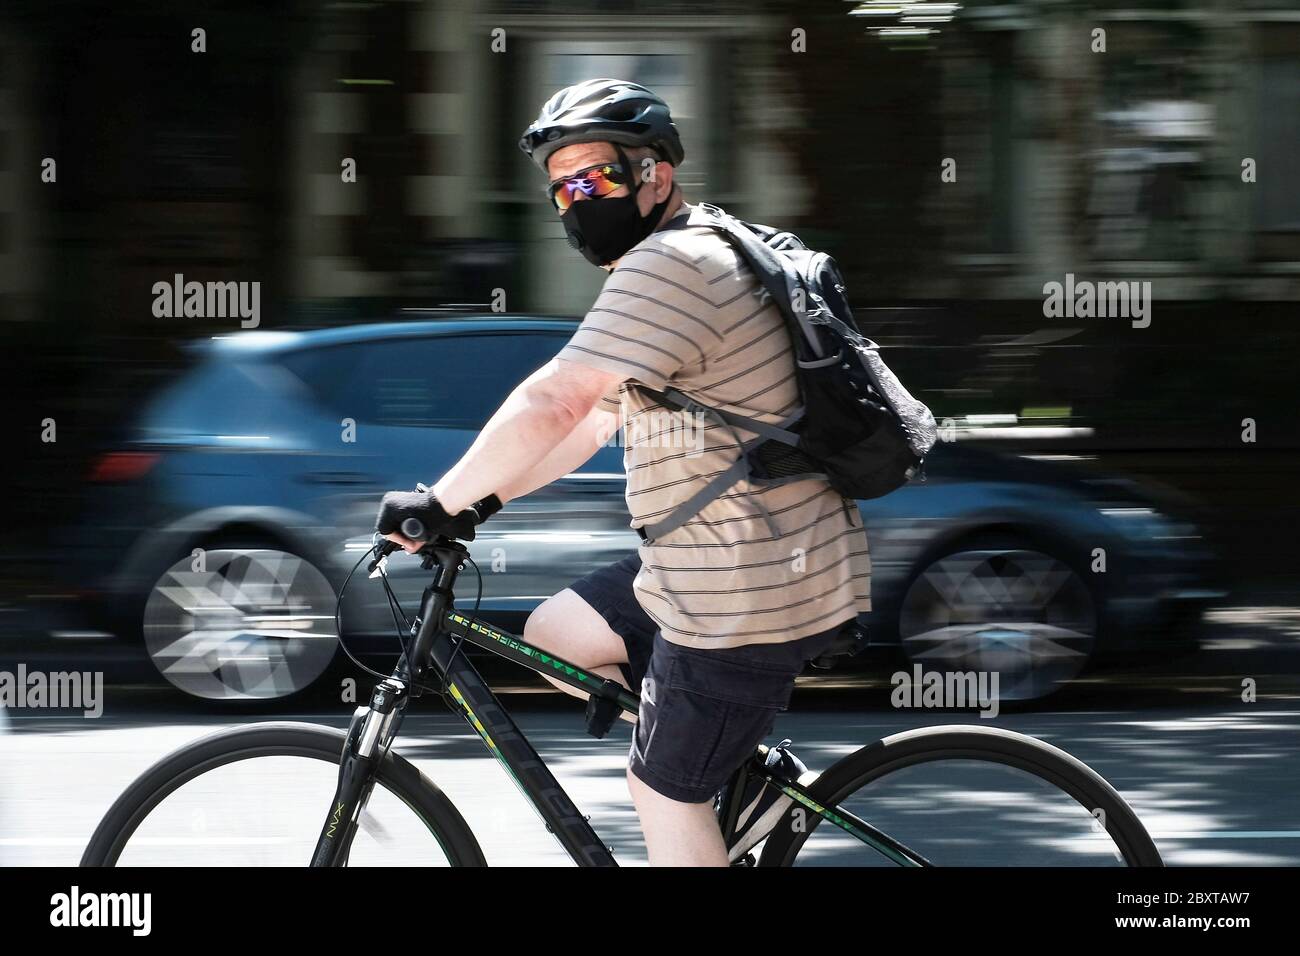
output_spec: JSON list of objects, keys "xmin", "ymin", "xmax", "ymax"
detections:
[
  {"xmin": 141, "ymin": 359, "xmax": 303, "ymax": 438},
  {"xmin": 279, "ymin": 332, "xmax": 571, "ymax": 429}
]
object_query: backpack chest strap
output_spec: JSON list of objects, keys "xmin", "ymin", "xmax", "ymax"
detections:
[{"xmin": 647, "ymin": 385, "xmax": 803, "ymax": 447}]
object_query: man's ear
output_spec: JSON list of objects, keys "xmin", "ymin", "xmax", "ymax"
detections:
[
  {"xmin": 637, "ymin": 160, "xmax": 674, "ymax": 210},
  {"xmin": 636, "ymin": 156, "xmax": 670, "ymax": 196}
]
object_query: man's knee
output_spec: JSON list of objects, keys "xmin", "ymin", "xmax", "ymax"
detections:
[
  {"xmin": 525, "ymin": 588, "xmax": 628, "ymax": 671},
  {"xmin": 523, "ymin": 595, "xmax": 563, "ymax": 652},
  {"xmin": 525, "ymin": 590, "xmax": 590, "ymax": 653},
  {"xmin": 627, "ymin": 766, "xmax": 713, "ymax": 811},
  {"xmin": 627, "ymin": 766, "xmax": 658, "ymax": 807}
]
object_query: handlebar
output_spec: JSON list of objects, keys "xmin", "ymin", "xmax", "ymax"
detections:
[
  {"xmin": 367, "ymin": 514, "xmax": 430, "ymax": 574},
  {"xmin": 368, "ymin": 528, "xmax": 463, "ymax": 575},
  {"xmin": 369, "ymin": 488, "xmax": 473, "ymax": 574}
]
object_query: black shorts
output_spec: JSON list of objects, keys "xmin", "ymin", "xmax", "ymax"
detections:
[{"xmin": 566, "ymin": 553, "xmax": 847, "ymax": 803}]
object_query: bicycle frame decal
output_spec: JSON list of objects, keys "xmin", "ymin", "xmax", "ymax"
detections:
[
  {"xmin": 435, "ymin": 629, "xmax": 618, "ymax": 867},
  {"xmin": 446, "ymin": 682, "xmax": 499, "ymax": 754},
  {"xmin": 780, "ymin": 784, "xmax": 861, "ymax": 836},
  {"xmin": 326, "ymin": 801, "xmax": 345, "ymax": 839},
  {"xmin": 775, "ymin": 782, "xmax": 925, "ymax": 866},
  {"xmin": 446, "ymin": 680, "xmax": 535, "ymax": 797},
  {"xmin": 446, "ymin": 612, "xmax": 606, "ymax": 690}
]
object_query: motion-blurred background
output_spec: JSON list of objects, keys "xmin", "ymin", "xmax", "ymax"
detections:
[{"xmin": 0, "ymin": 0, "xmax": 1295, "ymax": 705}]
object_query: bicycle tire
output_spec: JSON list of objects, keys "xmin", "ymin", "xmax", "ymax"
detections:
[
  {"xmin": 80, "ymin": 722, "xmax": 487, "ymax": 867},
  {"xmin": 757, "ymin": 725, "xmax": 1163, "ymax": 867}
]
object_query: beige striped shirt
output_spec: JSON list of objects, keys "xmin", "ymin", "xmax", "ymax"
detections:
[{"xmin": 557, "ymin": 201, "xmax": 871, "ymax": 649}]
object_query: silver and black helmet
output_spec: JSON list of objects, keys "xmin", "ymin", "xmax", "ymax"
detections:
[{"xmin": 519, "ymin": 78, "xmax": 685, "ymax": 172}]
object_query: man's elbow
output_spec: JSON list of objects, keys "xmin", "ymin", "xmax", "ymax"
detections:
[
  {"xmin": 527, "ymin": 360, "xmax": 618, "ymax": 427},
  {"xmin": 526, "ymin": 381, "xmax": 590, "ymax": 432}
]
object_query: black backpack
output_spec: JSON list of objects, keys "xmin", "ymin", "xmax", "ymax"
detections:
[{"xmin": 635, "ymin": 202, "xmax": 938, "ymax": 544}]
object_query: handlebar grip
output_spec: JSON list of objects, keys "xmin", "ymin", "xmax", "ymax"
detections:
[{"xmin": 400, "ymin": 517, "xmax": 427, "ymax": 541}]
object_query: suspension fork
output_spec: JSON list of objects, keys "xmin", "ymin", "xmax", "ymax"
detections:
[
  {"xmin": 309, "ymin": 539, "xmax": 460, "ymax": 865},
  {"xmin": 309, "ymin": 677, "xmax": 408, "ymax": 867}
]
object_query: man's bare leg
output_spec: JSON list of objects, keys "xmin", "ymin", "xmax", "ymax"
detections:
[
  {"xmin": 523, "ymin": 588, "xmax": 636, "ymax": 724},
  {"xmin": 525, "ymin": 588, "xmax": 729, "ymax": 864},
  {"xmin": 627, "ymin": 770, "xmax": 729, "ymax": 866}
]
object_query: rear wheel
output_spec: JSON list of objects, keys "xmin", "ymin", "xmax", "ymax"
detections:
[
  {"xmin": 80, "ymin": 723, "xmax": 486, "ymax": 867},
  {"xmin": 757, "ymin": 725, "xmax": 1162, "ymax": 867}
]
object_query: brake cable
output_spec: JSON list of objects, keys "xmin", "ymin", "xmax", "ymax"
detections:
[
  {"xmin": 333, "ymin": 539, "xmax": 405, "ymax": 684},
  {"xmin": 334, "ymin": 535, "xmax": 485, "ymax": 711}
]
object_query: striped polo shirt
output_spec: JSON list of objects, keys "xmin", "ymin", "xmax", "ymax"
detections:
[{"xmin": 556, "ymin": 201, "xmax": 872, "ymax": 650}]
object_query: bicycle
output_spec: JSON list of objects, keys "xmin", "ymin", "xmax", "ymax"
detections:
[{"xmin": 81, "ymin": 529, "xmax": 1164, "ymax": 867}]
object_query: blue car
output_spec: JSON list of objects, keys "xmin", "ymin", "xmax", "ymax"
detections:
[{"xmin": 67, "ymin": 317, "xmax": 1222, "ymax": 702}]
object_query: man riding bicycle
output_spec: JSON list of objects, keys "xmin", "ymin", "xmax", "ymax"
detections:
[{"xmin": 375, "ymin": 78, "xmax": 871, "ymax": 866}]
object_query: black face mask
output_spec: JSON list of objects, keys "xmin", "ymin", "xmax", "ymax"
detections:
[{"xmin": 560, "ymin": 145, "xmax": 672, "ymax": 267}]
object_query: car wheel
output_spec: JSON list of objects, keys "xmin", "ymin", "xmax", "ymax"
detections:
[
  {"xmin": 142, "ymin": 540, "xmax": 339, "ymax": 701},
  {"xmin": 898, "ymin": 533, "xmax": 1098, "ymax": 701}
]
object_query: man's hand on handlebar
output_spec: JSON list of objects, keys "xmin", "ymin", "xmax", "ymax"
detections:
[
  {"xmin": 379, "ymin": 530, "xmax": 426, "ymax": 556},
  {"xmin": 374, "ymin": 489, "xmax": 506, "ymax": 553}
]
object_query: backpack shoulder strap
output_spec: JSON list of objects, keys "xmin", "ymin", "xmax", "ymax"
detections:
[
  {"xmin": 635, "ymin": 454, "xmax": 752, "ymax": 544},
  {"xmin": 660, "ymin": 203, "xmax": 794, "ymax": 320},
  {"xmin": 625, "ymin": 205, "xmax": 829, "ymax": 542},
  {"xmin": 691, "ymin": 204, "xmax": 826, "ymax": 359}
]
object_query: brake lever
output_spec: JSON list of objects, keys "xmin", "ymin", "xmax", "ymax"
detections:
[{"xmin": 368, "ymin": 539, "xmax": 401, "ymax": 577}]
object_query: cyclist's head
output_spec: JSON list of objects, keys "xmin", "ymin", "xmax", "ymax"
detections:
[{"xmin": 520, "ymin": 79, "xmax": 685, "ymax": 268}]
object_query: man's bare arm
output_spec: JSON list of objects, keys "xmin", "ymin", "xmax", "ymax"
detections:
[
  {"xmin": 492, "ymin": 402, "xmax": 622, "ymax": 503},
  {"xmin": 430, "ymin": 358, "xmax": 623, "ymax": 514}
]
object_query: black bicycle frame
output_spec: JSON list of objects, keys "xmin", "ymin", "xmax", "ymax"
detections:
[
  {"xmin": 437, "ymin": 611, "xmax": 624, "ymax": 865},
  {"xmin": 311, "ymin": 538, "xmax": 920, "ymax": 867}
]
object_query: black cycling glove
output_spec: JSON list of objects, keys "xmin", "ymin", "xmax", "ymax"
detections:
[
  {"xmin": 375, "ymin": 490, "xmax": 479, "ymax": 542},
  {"xmin": 472, "ymin": 493, "xmax": 504, "ymax": 523}
]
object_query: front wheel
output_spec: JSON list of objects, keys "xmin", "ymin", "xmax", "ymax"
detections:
[
  {"xmin": 81, "ymin": 723, "xmax": 486, "ymax": 867},
  {"xmin": 758, "ymin": 725, "xmax": 1162, "ymax": 867}
]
